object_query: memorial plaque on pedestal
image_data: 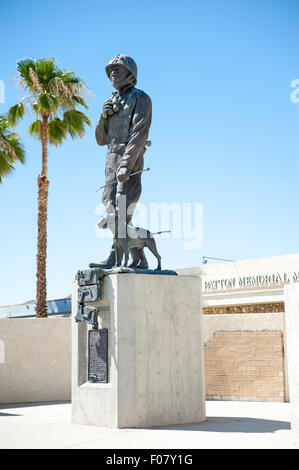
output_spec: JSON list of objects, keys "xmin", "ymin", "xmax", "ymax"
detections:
[{"xmin": 88, "ymin": 329, "xmax": 108, "ymax": 383}]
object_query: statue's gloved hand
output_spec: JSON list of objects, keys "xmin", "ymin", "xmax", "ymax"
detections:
[
  {"xmin": 102, "ymin": 98, "xmax": 114, "ymax": 119},
  {"xmin": 117, "ymin": 167, "xmax": 130, "ymax": 182}
]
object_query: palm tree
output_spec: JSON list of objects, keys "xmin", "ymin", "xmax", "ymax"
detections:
[
  {"xmin": 7, "ymin": 57, "xmax": 91, "ymax": 317},
  {"xmin": 0, "ymin": 116, "xmax": 25, "ymax": 183}
]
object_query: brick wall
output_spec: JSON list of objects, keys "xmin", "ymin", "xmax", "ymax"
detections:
[{"xmin": 204, "ymin": 331, "xmax": 285, "ymax": 402}]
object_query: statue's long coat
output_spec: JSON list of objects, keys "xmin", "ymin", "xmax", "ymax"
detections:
[{"xmin": 95, "ymin": 84, "xmax": 152, "ymax": 218}]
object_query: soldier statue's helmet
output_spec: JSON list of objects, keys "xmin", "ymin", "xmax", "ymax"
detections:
[{"xmin": 105, "ymin": 55, "xmax": 137, "ymax": 86}]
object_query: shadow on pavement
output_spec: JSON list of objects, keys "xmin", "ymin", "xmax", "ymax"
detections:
[
  {"xmin": 0, "ymin": 401, "xmax": 71, "ymax": 410},
  {"xmin": 152, "ymin": 417, "xmax": 291, "ymax": 434}
]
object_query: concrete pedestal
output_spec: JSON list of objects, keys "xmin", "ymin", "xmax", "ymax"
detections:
[
  {"xmin": 284, "ymin": 284, "xmax": 299, "ymax": 448},
  {"xmin": 72, "ymin": 273, "xmax": 205, "ymax": 428}
]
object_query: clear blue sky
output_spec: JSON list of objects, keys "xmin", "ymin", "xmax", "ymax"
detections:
[{"xmin": 0, "ymin": 0, "xmax": 299, "ymax": 305}]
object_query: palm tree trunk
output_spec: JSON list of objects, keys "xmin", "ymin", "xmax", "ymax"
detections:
[{"xmin": 36, "ymin": 115, "xmax": 49, "ymax": 318}]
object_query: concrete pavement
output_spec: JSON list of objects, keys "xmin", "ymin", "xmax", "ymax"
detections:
[{"xmin": 0, "ymin": 400, "xmax": 295, "ymax": 449}]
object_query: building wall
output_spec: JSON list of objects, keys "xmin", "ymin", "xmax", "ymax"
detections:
[
  {"xmin": 204, "ymin": 331, "xmax": 285, "ymax": 402},
  {"xmin": 201, "ymin": 312, "xmax": 287, "ymax": 402},
  {"xmin": 177, "ymin": 254, "xmax": 299, "ymax": 314},
  {"xmin": 177, "ymin": 255, "xmax": 299, "ymax": 402},
  {"xmin": 0, "ymin": 317, "xmax": 71, "ymax": 403}
]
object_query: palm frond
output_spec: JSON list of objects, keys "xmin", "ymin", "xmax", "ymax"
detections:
[
  {"xmin": 38, "ymin": 92, "xmax": 59, "ymax": 113},
  {"xmin": 7, "ymin": 138, "xmax": 25, "ymax": 164},
  {"xmin": 72, "ymin": 95, "xmax": 89, "ymax": 109},
  {"xmin": 0, "ymin": 152, "xmax": 14, "ymax": 183},
  {"xmin": 36, "ymin": 57, "xmax": 57, "ymax": 76},
  {"xmin": 32, "ymin": 102, "xmax": 40, "ymax": 115},
  {"xmin": 0, "ymin": 116, "xmax": 25, "ymax": 182},
  {"xmin": 0, "ymin": 135, "xmax": 17, "ymax": 160},
  {"xmin": 16, "ymin": 57, "xmax": 58, "ymax": 94},
  {"xmin": 48, "ymin": 76, "xmax": 76, "ymax": 106},
  {"xmin": 47, "ymin": 118, "xmax": 67, "ymax": 146},
  {"xmin": 57, "ymin": 69, "xmax": 82, "ymax": 85},
  {"xmin": 63, "ymin": 109, "xmax": 91, "ymax": 138},
  {"xmin": 0, "ymin": 116, "xmax": 9, "ymax": 132},
  {"xmin": 10, "ymin": 57, "xmax": 91, "ymax": 148},
  {"xmin": 28, "ymin": 120, "xmax": 42, "ymax": 140},
  {"xmin": 7, "ymin": 102, "xmax": 26, "ymax": 127},
  {"xmin": 35, "ymin": 57, "xmax": 58, "ymax": 87},
  {"xmin": 28, "ymin": 67, "xmax": 44, "ymax": 93},
  {"xmin": 16, "ymin": 58, "xmax": 37, "ymax": 89}
]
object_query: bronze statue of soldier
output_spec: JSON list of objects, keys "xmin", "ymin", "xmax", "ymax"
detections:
[{"xmin": 95, "ymin": 55, "xmax": 152, "ymax": 269}]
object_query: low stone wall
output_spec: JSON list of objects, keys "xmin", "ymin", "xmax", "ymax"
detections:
[
  {"xmin": 0, "ymin": 317, "xmax": 71, "ymax": 403},
  {"xmin": 0, "ymin": 308, "xmax": 289, "ymax": 405}
]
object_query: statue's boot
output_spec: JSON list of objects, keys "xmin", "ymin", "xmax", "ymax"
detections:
[{"xmin": 93, "ymin": 246, "xmax": 116, "ymax": 269}]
